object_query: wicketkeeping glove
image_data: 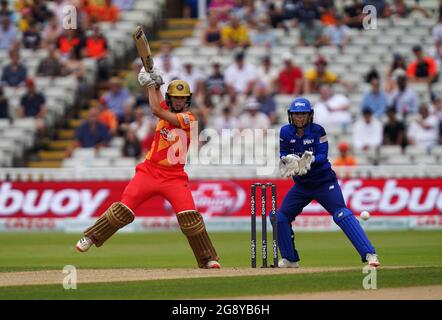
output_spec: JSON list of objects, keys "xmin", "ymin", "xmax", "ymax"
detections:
[
  {"xmin": 297, "ymin": 151, "xmax": 315, "ymax": 176},
  {"xmin": 279, "ymin": 154, "xmax": 300, "ymax": 177}
]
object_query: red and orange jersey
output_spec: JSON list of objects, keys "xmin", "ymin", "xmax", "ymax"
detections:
[{"xmin": 145, "ymin": 101, "xmax": 196, "ymax": 169}]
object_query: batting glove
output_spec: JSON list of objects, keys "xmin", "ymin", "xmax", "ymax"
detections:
[
  {"xmin": 297, "ymin": 151, "xmax": 315, "ymax": 176},
  {"xmin": 138, "ymin": 67, "xmax": 155, "ymax": 87},
  {"xmin": 148, "ymin": 67, "xmax": 165, "ymax": 87}
]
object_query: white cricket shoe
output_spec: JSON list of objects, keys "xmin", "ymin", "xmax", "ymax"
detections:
[
  {"xmin": 366, "ymin": 253, "xmax": 380, "ymax": 267},
  {"xmin": 75, "ymin": 236, "xmax": 93, "ymax": 252},
  {"xmin": 206, "ymin": 260, "xmax": 221, "ymax": 269},
  {"xmin": 278, "ymin": 258, "xmax": 300, "ymax": 268}
]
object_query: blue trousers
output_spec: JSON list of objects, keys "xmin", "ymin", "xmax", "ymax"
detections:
[{"xmin": 275, "ymin": 178, "xmax": 376, "ymax": 262}]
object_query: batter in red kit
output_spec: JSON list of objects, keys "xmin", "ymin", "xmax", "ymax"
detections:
[{"xmin": 75, "ymin": 67, "xmax": 220, "ymax": 269}]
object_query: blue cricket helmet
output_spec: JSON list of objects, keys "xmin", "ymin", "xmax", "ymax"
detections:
[
  {"xmin": 287, "ymin": 97, "xmax": 314, "ymax": 127},
  {"xmin": 288, "ymin": 97, "xmax": 313, "ymax": 113}
]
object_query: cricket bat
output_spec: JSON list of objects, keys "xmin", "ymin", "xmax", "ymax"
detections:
[{"xmin": 132, "ymin": 26, "xmax": 154, "ymax": 71}]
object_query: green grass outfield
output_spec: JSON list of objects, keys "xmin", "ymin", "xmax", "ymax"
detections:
[{"xmin": 0, "ymin": 230, "xmax": 441, "ymax": 299}]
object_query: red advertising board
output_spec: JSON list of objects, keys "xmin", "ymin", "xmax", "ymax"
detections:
[{"xmin": 1, "ymin": 179, "xmax": 441, "ymax": 219}]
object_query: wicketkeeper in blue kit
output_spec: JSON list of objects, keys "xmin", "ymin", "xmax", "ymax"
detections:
[{"xmin": 276, "ymin": 97, "xmax": 380, "ymax": 268}]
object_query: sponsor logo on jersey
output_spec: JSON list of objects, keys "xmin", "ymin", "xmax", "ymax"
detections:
[
  {"xmin": 182, "ymin": 113, "xmax": 190, "ymax": 126},
  {"xmin": 303, "ymin": 139, "xmax": 314, "ymax": 145},
  {"xmin": 160, "ymin": 128, "xmax": 175, "ymax": 141},
  {"xmin": 290, "ymin": 139, "xmax": 296, "ymax": 143}
]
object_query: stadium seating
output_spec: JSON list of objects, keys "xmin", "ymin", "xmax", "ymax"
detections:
[{"xmin": 1, "ymin": 0, "xmax": 441, "ymax": 179}]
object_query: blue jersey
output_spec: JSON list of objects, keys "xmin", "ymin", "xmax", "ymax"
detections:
[{"xmin": 280, "ymin": 122, "xmax": 336, "ymax": 185}]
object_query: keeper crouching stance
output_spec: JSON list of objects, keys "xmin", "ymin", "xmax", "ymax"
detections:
[
  {"xmin": 276, "ymin": 97, "xmax": 380, "ymax": 268},
  {"xmin": 75, "ymin": 68, "xmax": 220, "ymax": 269}
]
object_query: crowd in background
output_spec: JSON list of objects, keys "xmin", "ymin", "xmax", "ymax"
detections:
[{"xmin": 1, "ymin": 0, "xmax": 442, "ymax": 167}]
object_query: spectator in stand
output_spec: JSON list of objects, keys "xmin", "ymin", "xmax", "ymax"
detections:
[
  {"xmin": 233, "ymin": 0, "xmax": 261, "ymax": 24},
  {"xmin": 224, "ymin": 51, "xmax": 257, "ymax": 97},
  {"xmin": 30, "ymin": 0, "xmax": 51, "ymax": 24},
  {"xmin": 343, "ymin": 0, "xmax": 365, "ymax": 29},
  {"xmin": 314, "ymin": 84, "xmax": 352, "ymax": 133},
  {"xmin": 294, "ymin": 0, "xmax": 321, "ymax": 24},
  {"xmin": 257, "ymin": 55, "xmax": 278, "ymax": 93},
  {"xmin": 333, "ymin": 142, "xmax": 357, "ymax": 166},
  {"xmin": 221, "ymin": 15, "xmax": 250, "ymax": 49},
  {"xmin": 47, "ymin": 0, "xmax": 67, "ymax": 27},
  {"xmin": 84, "ymin": 23, "xmax": 110, "ymax": 81},
  {"xmin": 122, "ymin": 129, "xmax": 141, "ymax": 158},
  {"xmin": 407, "ymin": 45, "xmax": 438, "ymax": 85},
  {"xmin": 432, "ymin": 13, "xmax": 442, "ymax": 47},
  {"xmin": 0, "ymin": 86, "xmax": 10, "ymax": 120},
  {"xmin": 0, "ymin": 16, "xmax": 18, "ymax": 51},
  {"xmin": 249, "ymin": 15, "xmax": 275, "ymax": 48},
  {"xmin": 205, "ymin": 58, "xmax": 229, "ymax": 97},
  {"xmin": 125, "ymin": 59, "xmax": 143, "ymax": 96},
  {"xmin": 254, "ymin": 81, "xmax": 277, "ymax": 125},
  {"xmin": 208, "ymin": 0, "xmax": 235, "ymax": 23},
  {"xmin": 37, "ymin": 45, "xmax": 64, "ymax": 77},
  {"xmin": 157, "ymin": 56, "xmax": 183, "ymax": 95},
  {"xmin": 324, "ymin": 14, "xmax": 351, "ymax": 50},
  {"xmin": 0, "ymin": 0, "xmax": 16, "ymax": 24},
  {"xmin": 389, "ymin": 74, "xmax": 419, "ymax": 117},
  {"xmin": 1, "ymin": 50, "xmax": 27, "ymax": 87},
  {"xmin": 56, "ymin": 29, "xmax": 83, "ymax": 60},
  {"xmin": 153, "ymin": 41, "xmax": 182, "ymax": 75},
  {"xmin": 94, "ymin": 0, "xmax": 120, "ymax": 23},
  {"xmin": 254, "ymin": 85, "xmax": 276, "ymax": 125},
  {"xmin": 277, "ymin": 52, "xmax": 303, "ymax": 95},
  {"xmin": 18, "ymin": 5, "xmax": 36, "ymax": 33},
  {"xmin": 201, "ymin": 11, "xmax": 222, "ymax": 47},
  {"xmin": 353, "ymin": 108, "xmax": 383, "ymax": 151},
  {"xmin": 385, "ymin": 53, "xmax": 407, "ymax": 93},
  {"xmin": 63, "ymin": 46, "xmax": 87, "ymax": 95},
  {"xmin": 74, "ymin": 107, "xmax": 111, "ymax": 150},
  {"xmin": 407, "ymin": 104, "xmax": 440, "ymax": 150},
  {"xmin": 299, "ymin": 16, "xmax": 326, "ymax": 47},
  {"xmin": 432, "ymin": 96, "xmax": 442, "ymax": 143},
  {"xmin": 365, "ymin": 66, "xmax": 380, "ymax": 83},
  {"xmin": 118, "ymin": 103, "xmax": 135, "ymax": 136},
  {"xmin": 361, "ymin": 77, "xmax": 388, "ymax": 118},
  {"xmin": 181, "ymin": 58, "xmax": 206, "ymax": 98},
  {"xmin": 129, "ymin": 107, "xmax": 154, "ymax": 151},
  {"xmin": 98, "ymin": 97, "xmax": 118, "ymax": 137},
  {"xmin": 18, "ymin": 78, "xmax": 47, "ymax": 134},
  {"xmin": 268, "ymin": 1, "xmax": 284, "ymax": 28},
  {"xmin": 42, "ymin": 14, "xmax": 62, "ymax": 48},
  {"xmin": 113, "ymin": 0, "xmax": 134, "ymax": 11},
  {"xmin": 103, "ymin": 77, "xmax": 132, "ymax": 118},
  {"xmin": 214, "ymin": 106, "xmax": 240, "ymax": 133},
  {"xmin": 281, "ymin": 0, "xmax": 298, "ymax": 20},
  {"xmin": 22, "ymin": 22, "xmax": 41, "ymax": 50},
  {"xmin": 304, "ymin": 56, "xmax": 339, "ymax": 94},
  {"xmin": 239, "ymin": 98, "xmax": 270, "ymax": 130},
  {"xmin": 383, "ymin": 106, "xmax": 406, "ymax": 147},
  {"xmin": 320, "ymin": 4, "xmax": 335, "ymax": 26},
  {"xmin": 384, "ymin": 0, "xmax": 431, "ymax": 19},
  {"xmin": 363, "ymin": 0, "xmax": 388, "ymax": 18},
  {"xmin": 78, "ymin": 0, "xmax": 98, "ymax": 24}
]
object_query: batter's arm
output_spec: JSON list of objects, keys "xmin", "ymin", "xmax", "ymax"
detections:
[{"xmin": 147, "ymin": 86, "xmax": 180, "ymax": 127}]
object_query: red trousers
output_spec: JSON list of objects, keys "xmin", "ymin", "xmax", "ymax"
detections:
[{"xmin": 121, "ymin": 160, "xmax": 196, "ymax": 213}]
